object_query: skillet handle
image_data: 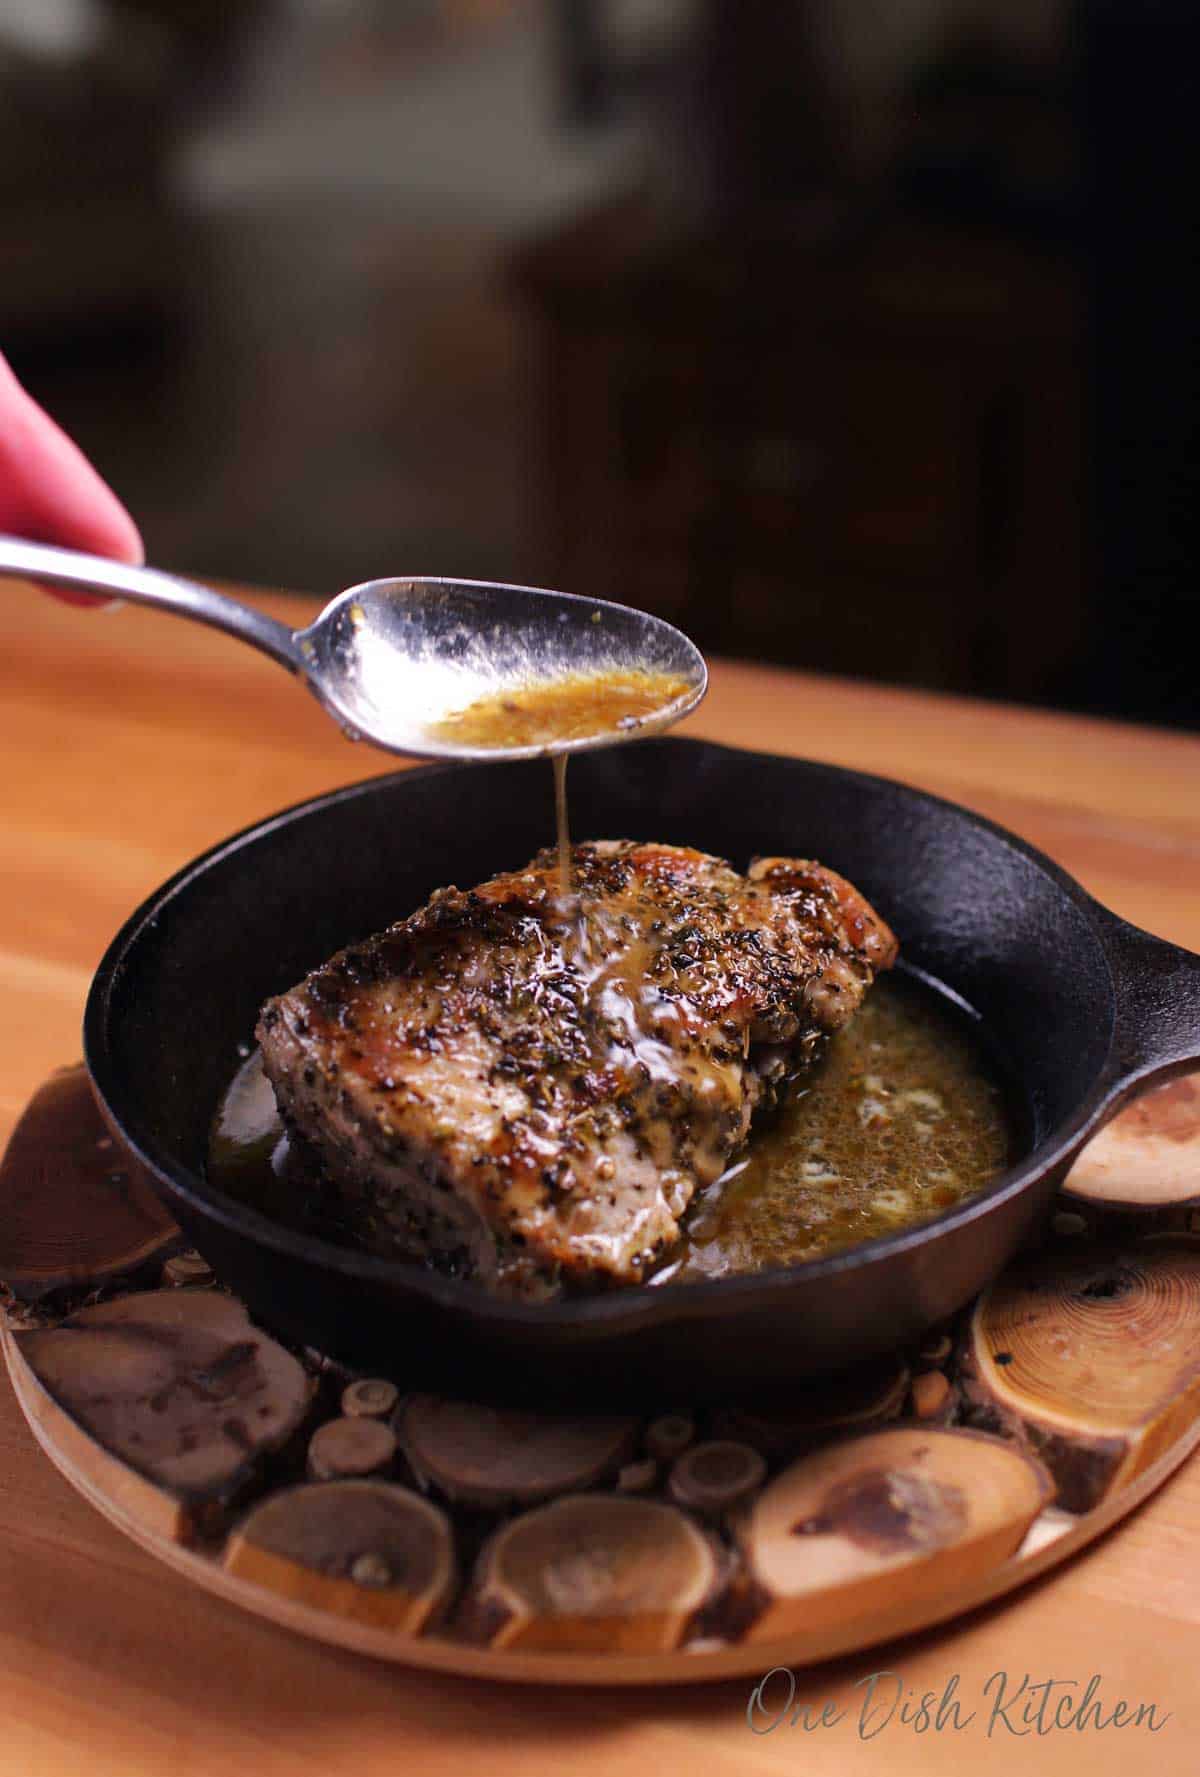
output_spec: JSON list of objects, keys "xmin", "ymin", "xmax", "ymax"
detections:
[{"xmin": 1101, "ymin": 913, "xmax": 1200, "ymax": 1109}]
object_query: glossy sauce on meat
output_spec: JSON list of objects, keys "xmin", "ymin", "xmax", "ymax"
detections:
[
  {"xmin": 251, "ymin": 843, "xmax": 895, "ymax": 1296},
  {"xmin": 210, "ymin": 973, "xmax": 1010, "ymax": 1279}
]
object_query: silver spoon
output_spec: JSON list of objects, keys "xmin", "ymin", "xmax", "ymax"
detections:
[{"xmin": 1, "ymin": 537, "xmax": 707, "ymax": 760}]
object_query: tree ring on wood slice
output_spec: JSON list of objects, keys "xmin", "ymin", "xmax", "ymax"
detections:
[
  {"xmin": 739, "ymin": 1426, "xmax": 1052, "ymax": 1644},
  {"xmin": 462, "ymin": 1495, "xmax": 720, "ymax": 1652},
  {"xmin": 0, "ymin": 1064, "xmax": 177, "ymax": 1300},
  {"xmin": 341, "ymin": 1377, "xmax": 399, "ymax": 1420},
  {"xmin": 669, "ymin": 1441, "xmax": 766, "ymax": 1516},
  {"xmin": 398, "ymin": 1395, "xmax": 638, "ymax": 1509},
  {"xmin": 712, "ymin": 1354, "xmax": 909, "ymax": 1456},
  {"xmin": 224, "ymin": 1481, "xmax": 455, "ymax": 1633},
  {"xmin": 963, "ymin": 1234, "xmax": 1200, "ymax": 1512},
  {"xmin": 1064, "ymin": 1072, "xmax": 1200, "ymax": 1209},
  {"xmin": 11, "ymin": 1290, "xmax": 313, "ymax": 1541}
]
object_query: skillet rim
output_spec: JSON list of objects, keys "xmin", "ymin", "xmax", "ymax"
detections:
[{"xmin": 83, "ymin": 737, "xmax": 1123, "ymax": 1332}]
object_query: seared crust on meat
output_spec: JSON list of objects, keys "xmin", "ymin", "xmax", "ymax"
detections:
[{"xmin": 256, "ymin": 842, "xmax": 897, "ymax": 1298}]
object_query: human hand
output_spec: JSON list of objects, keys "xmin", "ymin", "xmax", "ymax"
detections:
[{"xmin": 0, "ymin": 350, "xmax": 142, "ymax": 606}]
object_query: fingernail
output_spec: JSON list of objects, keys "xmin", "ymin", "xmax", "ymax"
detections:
[{"xmin": 51, "ymin": 589, "xmax": 124, "ymax": 612}]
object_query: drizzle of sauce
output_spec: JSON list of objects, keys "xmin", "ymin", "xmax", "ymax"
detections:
[
  {"xmin": 553, "ymin": 754, "xmax": 571, "ymax": 900},
  {"xmin": 429, "ymin": 669, "xmax": 693, "ymax": 750},
  {"xmin": 433, "ymin": 667, "xmax": 691, "ymax": 920}
]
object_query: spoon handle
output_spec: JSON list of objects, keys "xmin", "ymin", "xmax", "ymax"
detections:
[{"xmin": 0, "ymin": 535, "xmax": 303, "ymax": 674}]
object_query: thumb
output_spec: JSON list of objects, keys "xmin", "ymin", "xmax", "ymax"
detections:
[{"xmin": 0, "ymin": 353, "xmax": 143, "ymax": 606}]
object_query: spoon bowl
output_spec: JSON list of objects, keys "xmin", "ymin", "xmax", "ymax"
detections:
[
  {"xmin": 296, "ymin": 576, "xmax": 707, "ymax": 759},
  {"xmin": 0, "ymin": 538, "xmax": 707, "ymax": 759}
]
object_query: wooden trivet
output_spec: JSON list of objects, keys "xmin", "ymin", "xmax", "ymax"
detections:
[{"xmin": 4, "ymin": 1065, "xmax": 1200, "ymax": 1687}]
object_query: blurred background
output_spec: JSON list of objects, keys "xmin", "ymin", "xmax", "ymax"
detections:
[{"xmin": 2, "ymin": 0, "xmax": 1196, "ymax": 725}]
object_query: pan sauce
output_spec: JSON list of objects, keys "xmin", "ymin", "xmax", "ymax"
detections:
[
  {"xmin": 653, "ymin": 973, "xmax": 1011, "ymax": 1282},
  {"xmin": 208, "ymin": 974, "xmax": 1011, "ymax": 1280},
  {"xmin": 428, "ymin": 669, "xmax": 694, "ymax": 750}
]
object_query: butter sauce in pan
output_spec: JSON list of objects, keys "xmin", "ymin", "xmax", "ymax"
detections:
[
  {"xmin": 209, "ymin": 972, "xmax": 1012, "ymax": 1284},
  {"xmin": 429, "ymin": 670, "xmax": 695, "ymax": 750},
  {"xmin": 657, "ymin": 971, "xmax": 1012, "ymax": 1282}
]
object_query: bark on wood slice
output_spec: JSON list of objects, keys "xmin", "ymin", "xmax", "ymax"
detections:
[
  {"xmin": 713, "ymin": 1354, "xmax": 909, "ymax": 1456},
  {"xmin": 399, "ymin": 1395, "xmax": 638, "ymax": 1508},
  {"xmin": 0, "ymin": 1065, "xmax": 177, "ymax": 1300},
  {"xmin": 1064, "ymin": 1073, "xmax": 1200, "ymax": 1209},
  {"xmin": 463, "ymin": 1495, "xmax": 719, "ymax": 1653},
  {"xmin": 224, "ymin": 1481, "xmax": 455, "ymax": 1632},
  {"xmin": 964, "ymin": 1235, "xmax": 1200, "ymax": 1512},
  {"xmin": 12, "ymin": 1290, "xmax": 313, "ymax": 1540},
  {"xmin": 740, "ymin": 1426, "xmax": 1052, "ymax": 1644}
]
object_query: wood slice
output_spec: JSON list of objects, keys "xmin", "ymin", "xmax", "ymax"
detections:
[
  {"xmin": 11, "ymin": 1290, "xmax": 314, "ymax": 1540},
  {"xmin": 399, "ymin": 1395, "xmax": 638, "ymax": 1508},
  {"xmin": 0, "ymin": 1064, "xmax": 177, "ymax": 1299},
  {"xmin": 668, "ymin": 1441, "xmax": 766, "ymax": 1517},
  {"xmin": 463, "ymin": 1495, "xmax": 720, "ymax": 1653},
  {"xmin": 740, "ymin": 1426, "xmax": 1052, "ymax": 1644},
  {"xmin": 307, "ymin": 1415, "xmax": 397, "ymax": 1481},
  {"xmin": 712, "ymin": 1354, "xmax": 909, "ymax": 1455},
  {"xmin": 615, "ymin": 1457, "xmax": 658, "ymax": 1494},
  {"xmin": 8, "ymin": 1328, "xmax": 202, "ymax": 1546},
  {"xmin": 911, "ymin": 1369, "xmax": 955, "ymax": 1422},
  {"xmin": 224, "ymin": 1481, "xmax": 455, "ymax": 1633},
  {"xmin": 644, "ymin": 1413, "xmax": 695, "ymax": 1463},
  {"xmin": 1064, "ymin": 1072, "xmax": 1200, "ymax": 1209},
  {"xmin": 964, "ymin": 1235, "xmax": 1200, "ymax": 1511},
  {"xmin": 161, "ymin": 1251, "xmax": 215, "ymax": 1289},
  {"xmin": 342, "ymin": 1378, "xmax": 400, "ymax": 1420}
]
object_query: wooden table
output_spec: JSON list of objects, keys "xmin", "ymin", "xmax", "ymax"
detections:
[{"xmin": 3, "ymin": 580, "xmax": 1200, "ymax": 1774}]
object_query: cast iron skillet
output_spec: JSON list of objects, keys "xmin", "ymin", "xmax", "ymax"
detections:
[{"xmin": 84, "ymin": 738, "xmax": 1200, "ymax": 1404}]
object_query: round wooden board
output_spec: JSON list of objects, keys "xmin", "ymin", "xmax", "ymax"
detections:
[
  {"xmin": 4, "ymin": 1066, "xmax": 1200, "ymax": 1687},
  {"xmin": 5, "ymin": 1322, "xmax": 1199, "ymax": 1686}
]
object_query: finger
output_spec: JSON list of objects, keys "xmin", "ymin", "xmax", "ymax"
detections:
[{"xmin": 0, "ymin": 354, "xmax": 143, "ymax": 605}]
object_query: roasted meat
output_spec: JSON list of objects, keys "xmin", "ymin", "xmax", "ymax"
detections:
[{"xmin": 256, "ymin": 842, "xmax": 897, "ymax": 1298}]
